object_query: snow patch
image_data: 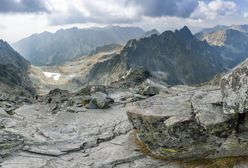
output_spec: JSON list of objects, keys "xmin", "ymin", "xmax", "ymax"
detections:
[{"xmin": 42, "ymin": 72, "xmax": 61, "ymax": 81}]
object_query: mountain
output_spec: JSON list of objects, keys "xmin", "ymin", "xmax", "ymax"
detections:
[
  {"xmin": 85, "ymin": 26, "xmax": 226, "ymax": 86},
  {"xmin": 137, "ymin": 29, "xmax": 160, "ymax": 40},
  {"xmin": 13, "ymin": 26, "xmax": 144, "ymax": 66},
  {"xmin": 199, "ymin": 24, "xmax": 248, "ymax": 33},
  {"xmin": 0, "ymin": 40, "xmax": 35, "ymax": 96},
  {"xmin": 89, "ymin": 43, "xmax": 122, "ymax": 56},
  {"xmin": 196, "ymin": 27, "xmax": 248, "ymax": 67}
]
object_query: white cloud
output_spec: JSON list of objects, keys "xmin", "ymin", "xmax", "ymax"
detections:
[
  {"xmin": 0, "ymin": 0, "xmax": 247, "ymax": 43},
  {"xmin": 47, "ymin": 0, "xmax": 139, "ymax": 25},
  {"xmin": 47, "ymin": 0, "xmax": 199, "ymax": 25},
  {"xmin": 191, "ymin": 0, "xmax": 237, "ymax": 20},
  {"xmin": 244, "ymin": 12, "xmax": 248, "ymax": 18}
]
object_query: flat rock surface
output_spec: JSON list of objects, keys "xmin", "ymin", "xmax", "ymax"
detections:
[{"xmin": 0, "ymin": 102, "xmax": 183, "ymax": 168}]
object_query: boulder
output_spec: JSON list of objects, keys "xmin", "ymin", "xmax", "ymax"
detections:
[
  {"xmin": 86, "ymin": 92, "xmax": 114, "ymax": 109},
  {"xmin": 45, "ymin": 88, "xmax": 71, "ymax": 104},
  {"xmin": 127, "ymin": 86, "xmax": 248, "ymax": 160},
  {"xmin": 77, "ymin": 85, "xmax": 107, "ymax": 96},
  {"xmin": 221, "ymin": 60, "xmax": 248, "ymax": 114},
  {"xmin": 140, "ymin": 86, "xmax": 159, "ymax": 96}
]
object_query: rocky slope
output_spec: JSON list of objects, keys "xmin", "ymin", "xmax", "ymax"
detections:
[
  {"xmin": 85, "ymin": 26, "xmax": 227, "ymax": 86},
  {"xmin": 88, "ymin": 43, "xmax": 122, "ymax": 56},
  {"xmin": 196, "ymin": 26, "xmax": 248, "ymax": 67},
  {"xmin": 0, "ymin": 40, "xmax": 35, "ymax": 96},
  {"xmin": 13, "ymin": 26, "xmax": 144, "ymax": 66},
  {"xmin": 1, "ymin": 73, "xmax": 248, "ymax": 167},
  {"xmin": 127, "ymin": 58, "xmax": 248, "ymax": 161}
]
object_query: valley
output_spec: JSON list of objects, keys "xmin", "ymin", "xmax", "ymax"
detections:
[{"xmin": 29, "ymin": 48, "xmax": 121, "ymax": 94}]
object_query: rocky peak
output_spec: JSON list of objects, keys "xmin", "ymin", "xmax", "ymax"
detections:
[
  {"xmin": 137, "ymin": 29, "xmax": 160, "ymax": 40},
  {"xmin": 175, "ymin": 26, "xmax": 194, "ymax": 40},
  {"xmin": 0, "ymin": 39, "xmax": 13, "ymax": 51}
]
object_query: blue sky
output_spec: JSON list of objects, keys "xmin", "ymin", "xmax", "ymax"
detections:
[{"xmin": 0, "ymin": 0, "xmax": 248, "ymax": 42}]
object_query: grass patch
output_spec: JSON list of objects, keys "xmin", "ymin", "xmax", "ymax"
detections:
[
  {"xmin": 131, "ymin": 130, "xmax": 248, "ymax": 168},
  {"xmin": 130, "ymin": 130, "xmax": 167, "ymax": 160},
  {"xmin": 180, "ymin": 156, "xmax": 248, "ymax": 168}
]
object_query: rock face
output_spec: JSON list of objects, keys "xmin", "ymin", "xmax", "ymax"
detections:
[
  {"xmin": 221, "ymin": 59, "xmax": 248, "ymax": 114},
  {"xmin": 0, "ymin": 40, "xmax": 35, "ymax": 97},
  {"xmin": 127, "ymin": 84, "xmax": 248, "ymax": 160},
  {"xmin": 13, "ymin": 26, "xmax": 144, "ymax": 66}
]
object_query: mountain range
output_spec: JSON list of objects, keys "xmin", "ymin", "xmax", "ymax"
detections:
[
  {"xmin": 85, "ymin": 26, "xmax": 227, "ymax": 85},
  {"xmin": 2, "ymin": 24, "xmax": 248, "ymax": 95},
  {"xmin": 199, "ymin": 24, "xmax": 248, "ymax": 33},
  {"xmin": 13, "ymin": 26, "xmax": 144, "ymax": 66}
]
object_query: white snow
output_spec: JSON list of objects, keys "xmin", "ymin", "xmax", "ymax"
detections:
[
  {"xmin": 69, "ymin": 74, "xmax": 76, "ymax": 78},
  {"xmin": 42, "ymin": 72, "xmax": 61, "ymax": 81}
]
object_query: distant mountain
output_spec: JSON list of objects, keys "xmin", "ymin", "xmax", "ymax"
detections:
[
  {"xmin": 89, "ymin": 43, "xmax": 122, "ymax": 56},
  {"xmin": 137, "ymin": 29, "xmax": 160, "ymax": 40},
  {"xmin": 0, "ymin": 40, "xmax": 35, "ymax": 95},
  {"xmin": 13, "ymin": 26, "xmax": 144, "ymax": 66},
  {"xmin": 199, "ymin": 24, "xmax": 248, "ymax": 33},
  {"xmin": 196, "ymin": 26, "xmax": 248, "ymax": 67},
  {"xmin": 85, "ymin": 26, "xmax": 227, "ymax": 85}
]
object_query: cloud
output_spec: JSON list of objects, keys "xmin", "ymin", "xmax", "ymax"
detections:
[
  {"xmin": 0, "ymin": 0, "xmax": 49, "ymax": 14},
  {"xmin": 129, "ymin": 0, "xmax": 199, "ymax": 18},
  {"xmin": 47, "ymin": 0, "xmax": 199, "ymax": 25},
  {"xmin": 244, "ymin": 12, "xmax": 248, "ymax": 18},
  {"xmin": 48, "ymin": 1, "xmax": 139, "ymax": 25},
  {"xmin": 0, "ymin": 25, "xmax": 5, "ymax": 29},
  {"xmin": 191, "ymin": 0, "xmax": 237, "ymax": 19}
]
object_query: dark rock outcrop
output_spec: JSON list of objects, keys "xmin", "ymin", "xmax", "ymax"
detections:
[
  {"xmin": 0, "ymin": 40, "xmax": 35, "ymax": 97},
  {"xmin": 85, "ymin": 26, "xmax": 229, "ymax": 86}
]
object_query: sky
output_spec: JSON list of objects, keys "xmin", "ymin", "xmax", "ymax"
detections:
[{"xmin": 0, "ymin": 0, "xmax": 248, "ymax": 43}]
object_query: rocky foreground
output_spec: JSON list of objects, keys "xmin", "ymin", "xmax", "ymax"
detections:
[
  {"xmin": 127, "ymin": 59, "xmax": 248, "ymax": 165},
  {"xmin": 0, "ymin": 83, "xmax": 181, "ymax": 168},
  {"xmin": 2, "ymin": 60, "xmax": 248, "ymax": 167}
]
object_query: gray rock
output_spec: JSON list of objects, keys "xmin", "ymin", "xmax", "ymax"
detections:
[
  {"xmin": 191, "ymin": 88, "xmax": 232, "ymax": 130},
  {"xmin": 66, "ymin": 107, "xmax": 86, "ymax": 113},
  {"xmin": 77, "ymin": 85, "xmax": 107, "ymax": 96},
  {"xmin": 0, "ymin": 131, "xmax": 24, "ymax": 157},
  {"xmin": 86, "ymin": 92, "xmax": 114, "ymax": 109},
  {"xmin": 221, "ymin": 59, "xmax": 248, "ymax": 114},
  {"xmin": 127, "ymin": 86, "xmax": 248, "ymax": 160},
  {"xmin": 140, "ymin": 86, "xmax": 159, "ymax": 96}
]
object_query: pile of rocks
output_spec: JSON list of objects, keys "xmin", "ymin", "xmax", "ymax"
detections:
[{"xmin": 42, "ymin": 86, "xmax": 116, "ymax": 113}]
